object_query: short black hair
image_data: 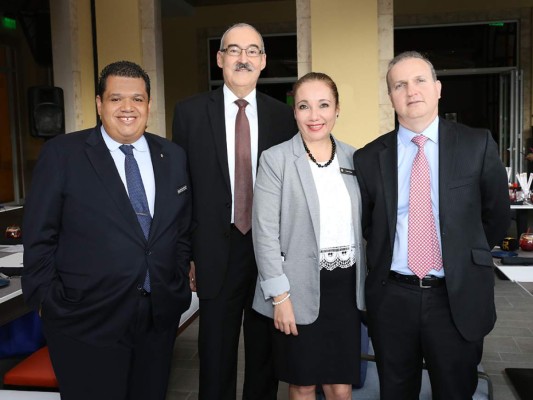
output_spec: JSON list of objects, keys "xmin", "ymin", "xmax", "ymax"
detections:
[{"xmin": 97, "ymin": 61, "xmax": 151, "ymax": 98}]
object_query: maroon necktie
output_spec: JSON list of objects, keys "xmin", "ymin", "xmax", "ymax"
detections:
[
  {"xmin": 408, "ymin": 135, "xmax": 442, "ymax": 278},
  {"xmin": 234, "ymin": 99, "xmax": 253, "ymax": 234}
]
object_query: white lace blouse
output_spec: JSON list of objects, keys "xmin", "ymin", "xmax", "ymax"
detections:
[{"xmin": 309, "ymin": 157, "xmax": 356, "ymax": 271}]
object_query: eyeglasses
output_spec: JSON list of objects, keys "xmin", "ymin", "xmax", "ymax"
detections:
[{"xmin": 220, "ymin": 45, "xmax": 264, "ymax": 57}]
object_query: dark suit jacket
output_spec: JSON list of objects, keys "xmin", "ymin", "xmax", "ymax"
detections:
[
  {"xmin": 353, "ymin": 118, "xmax": 510, "ymax": 342},
  {"xmin": 22, "ymin": 127, "xmax": 192, "ymax": 346},
  {"xmin": 172, "ymin": 87, "xmax": 297, "ymax": 299}
]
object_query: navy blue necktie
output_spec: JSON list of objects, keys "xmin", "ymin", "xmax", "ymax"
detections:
[{"xmin": 120, "ymin": 144, "xmax": 151, "ymax": 292}]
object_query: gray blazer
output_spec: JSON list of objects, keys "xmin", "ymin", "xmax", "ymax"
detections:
[{"xmin": 252, "ymin": 133, "xmax": 366, "ymax": 325}]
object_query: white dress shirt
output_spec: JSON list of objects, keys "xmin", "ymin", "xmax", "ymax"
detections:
[{"xmin": 223, "ymin": 84, "xmax": 259, "ymax": 223}]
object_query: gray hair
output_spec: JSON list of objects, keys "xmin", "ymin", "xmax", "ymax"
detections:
[
  {"xmin": 219, "ymin": 23, "xmax": 265, "ymax": 53},
  {"xmin": 386, "ymin": 51, "xmax": 437, "ymax": 93}
]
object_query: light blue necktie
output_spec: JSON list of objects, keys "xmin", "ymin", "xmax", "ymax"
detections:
[{"xmin": 120, "ymin": 144, "xmax": 151, "ymax": 292}]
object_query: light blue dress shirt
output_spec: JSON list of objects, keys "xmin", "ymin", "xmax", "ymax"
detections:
[
  {"xmin": 100, "ymin": 126, "xmax": 156, "ymax": 218},
  {"xmin": 391, "ymin": 116, "xmax": 444, "ymax": 277}
]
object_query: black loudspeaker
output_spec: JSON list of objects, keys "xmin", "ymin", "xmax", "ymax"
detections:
[{"xmin": 28, "ymin": 86, "xmax": 65, "ymax": 138}]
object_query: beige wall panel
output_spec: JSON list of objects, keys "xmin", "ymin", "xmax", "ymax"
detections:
[
  {"xmin": 310, "ymin": 0, "xmax": 380, "ymax": 148},
  {"xmin": 94, "ymin": 0, "xmax": 143, "ymax": 70}
]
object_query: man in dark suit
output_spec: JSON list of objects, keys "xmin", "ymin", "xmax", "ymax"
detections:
[
  {"xmin": 172, "ymin": 23, "xmax": 297, "ymax": 400},
  {"xmin": 22, "ymin": 61, "xmax": 192, "ymax": 400},
  {"xmin": 353, "ymin": 51, "xmax": 510, "ymax": 399}
]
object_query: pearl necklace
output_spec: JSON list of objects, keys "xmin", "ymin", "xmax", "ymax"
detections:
[{"xmin": 302, "ymin": 134, "xmax": 336, "ymax": 168}]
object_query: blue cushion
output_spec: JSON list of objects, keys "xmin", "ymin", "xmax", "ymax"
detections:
[{"xmin": 0, "ymin": 311, "xmax": 45, "ymax": 358}]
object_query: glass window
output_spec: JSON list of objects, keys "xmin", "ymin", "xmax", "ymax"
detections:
[{"xmin": 395, "ymin": 21, "xmax": 518, "ymax": 70}]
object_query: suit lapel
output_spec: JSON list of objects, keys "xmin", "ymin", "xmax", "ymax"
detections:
[
  {"xmin": 293, "ymin": 134, "xmax": 321, "ymax": 248},
  {"xmin": 378, "ymin": 132, "xmax": 399, "ymax": 250},
  {"xmin": 257, "ymin": 92, "xmax": 277, "ymax": 155},
  {"xmin": 438, "ymin": 119, "xmax": 457, "ymax": 227},
  {"xmin": 145, "ymin": 134, "xmax": 166, "ymax": 245},
  {"xmin": 208, "ymin": 87, "xmax": 231, "ymax": 193},
  {"xmin": 84, "ymin": 127, "xmax": 145, "ymax": 242}
]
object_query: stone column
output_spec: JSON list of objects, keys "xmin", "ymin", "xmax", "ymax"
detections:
[
  {"xmin": 49, "ymin": 0, "xmax": 96, "ymax": 132},
  {"xmin": 379, "ymin": 0, "xmax": 395, "ymax": 134},
  {"xmin": 296, "ymin": 0, "xmax": 311, "ymax": 77}
]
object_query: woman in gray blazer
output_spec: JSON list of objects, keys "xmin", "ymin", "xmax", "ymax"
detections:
[{"xmin": 252, "ymin": 72, "xmax": 366, "ymax": 400}]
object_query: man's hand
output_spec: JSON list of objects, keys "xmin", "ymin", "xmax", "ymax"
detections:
[{"xmin": 189, "ymin": 261, "xmax": 197, "ymax": 292}]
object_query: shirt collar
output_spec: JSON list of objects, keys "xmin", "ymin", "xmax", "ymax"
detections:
[
  {"xmin": 398, "ymin": 116, "xmax": 439, "ymax": 147},
  {"xmin": 223, "ymin": 84, "xmax": 257, "ymax": 112},
  {"xmin": 100, "ymin": 125, "xmax": 149, "ymax": 152}
]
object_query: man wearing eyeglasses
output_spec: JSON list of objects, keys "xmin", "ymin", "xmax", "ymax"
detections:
[{"xmin": 172, "ymin": 23, "xmax": 297, "ymax": 400}]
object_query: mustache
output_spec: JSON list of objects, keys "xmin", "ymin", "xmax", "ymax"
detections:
[{"xmin": 234, "ymin": 62, "xmax": 253, "ymax": 72}]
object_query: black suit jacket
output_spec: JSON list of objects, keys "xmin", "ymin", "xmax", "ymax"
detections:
[
  {"xmin": 353, "ymin": 118, "xmax": 510, "ymax": 342},
  {"xmin": 22, "ymin": 127, "xmax": 192, "ymax": 345},
  {"xmin": 172, "ymin": 87, "xmax": 297, "ymax": 299}
]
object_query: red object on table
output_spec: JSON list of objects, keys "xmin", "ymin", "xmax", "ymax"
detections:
[{"xmin": 519, "ymin": 233, "xmax": 533, "ymax": 251}]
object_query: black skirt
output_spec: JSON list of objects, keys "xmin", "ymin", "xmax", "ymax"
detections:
[{"xmin": 272, "ymin": 265, "xmax": 361, "ymax": 386}]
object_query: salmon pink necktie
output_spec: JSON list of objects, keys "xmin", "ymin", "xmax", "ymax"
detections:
[{"xmin": 408, "ymin": 135, "xmax": 442, "ymax": 278}]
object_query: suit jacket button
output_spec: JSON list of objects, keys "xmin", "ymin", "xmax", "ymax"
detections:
[
  {"xmin": 381, "ymin": 280, "xmax": 387, "ymax": 285},
  {"xmin": 145, "ymin": 250, "xmax": 151, "ymax": 255},
  {"xmin": 225, "ymin": 203, "xmax": 231, "ymax": 208}
]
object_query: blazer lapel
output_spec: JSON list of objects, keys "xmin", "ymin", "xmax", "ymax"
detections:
[
  {"xmin": 336, "ymin": 139, "xmax": 361, "ymax": 216},
  {"xmin": 378, "ymin": 132, "xmax": 399, "ymax": 250},
  {"xmin": 293, "ymin": 134, "xmax": 321, "ymax": 249},
  {"xmin": 337, "ymin": 140, "xmax": 366, "ymax": 310},
  {"xmin": 84, "ymin": 127, "xmax": 145, "ymax": 242},
  {"xmin": 208, "ymin": 87, "xmax": 231, "ymax": 193}
]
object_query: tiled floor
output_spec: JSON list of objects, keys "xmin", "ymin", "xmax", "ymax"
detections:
[
  {"xmin": 483, "ymin": 278, "xmax": 533, "ymax": 400},
  {"xmin": 166, "ymin": 276, "xmax": 533, "ymax": 400},
  {"xmin": 0, "ymin": 274, "xmax": 530, "ymax": 399},
  {"xmin": 166, "ymin": 315, "xmax": 290, "ymax": 400}
]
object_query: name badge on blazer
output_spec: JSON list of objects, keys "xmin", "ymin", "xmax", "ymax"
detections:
[
  {"xmin": 177, "ymin": 185, "xmax": 188, "ymax": 195},
  {"xmin": 340, "ymin": 167, "xmax": 355, "ymax": 176}
]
